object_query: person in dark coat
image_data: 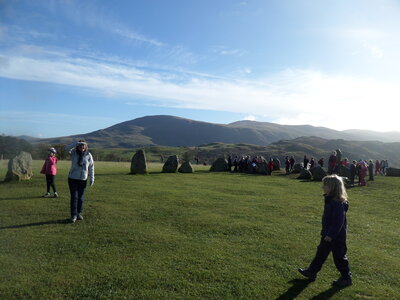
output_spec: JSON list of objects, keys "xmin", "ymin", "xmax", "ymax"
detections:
[
  {"xmin": 368, "ymin": 160, "xmax": 374, "ymax": 181},
  {"xmin": 349, "ymin": 160, "xmax": 356, "ymax": 185},
  {"xmin": 303, "ymin": 155, "xmax": 309, "ymax": 169},
  {"xmin": 289, "ymin": 156, "xmax": 295, "ymax": 171},
  {"xmin": 298, "ymin": 175, "xmax": 352, "ymax": 287}
]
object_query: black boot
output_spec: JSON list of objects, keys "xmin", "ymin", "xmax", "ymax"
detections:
[{"xmin": 298, "ymin": 268, "xmax": 316, "ymax": 281}]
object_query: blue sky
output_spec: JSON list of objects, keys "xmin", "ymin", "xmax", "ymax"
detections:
[{"xmin": 1, "ymin": 0, "xmax": 400, "ymax": 137}]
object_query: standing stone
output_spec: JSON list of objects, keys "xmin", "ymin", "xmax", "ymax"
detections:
[
  {"xmin": 336, "ymin": 149, "xmax": 342, "ymax": 164},
  {"xmin": 337, "ymin": 164, "xmax": 350, "ymax": 178},
  {"xmin": 310, "ymin": 166, "xmax": 327, "ymax": 181},
  {"xmin": 210, "ymin": 158, "xmax": 229, "ymax": 172},
  {"xmin": 273, "ymin": 158, "xmax": 281, "ymax": 171},
  {"xmin": 292, "ymin": 163, "xmax": 303, "ymax": 174},
  {"xmin": 5, "ymin": 151, "xmax": 33, "ymax": 181},
  {"xmin": 256, "ymin": 161, "xmax": 268, "ymax": 175},
  {"xmin": 298, "ymin": 169, "xmax": 312, "ymax": 180},
  {"xmin": 178, "ymin": 161, "xmax": 194, "ymax": 173},
  {"xmin": 385, "ymin": 167, "xmax": 400, "ymax": 177},
  {"xmin": 162, "ymin": 155, "xmax": 179, "ymax": 173},
  {"xmin": 130, "ymin": 149, "xmax": 147, "ymax": 174}
]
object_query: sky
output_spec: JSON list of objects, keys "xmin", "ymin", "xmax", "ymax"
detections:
[{"xmin": 1, "ymin": 0, "xmax": 400, "ymax": 138}]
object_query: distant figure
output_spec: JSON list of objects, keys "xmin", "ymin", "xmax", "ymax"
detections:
[
  {"xmin": 310, "ymin": 157, "xmax": 315, "ymax": 169},
  {"xmin": 267, "ymin": 158, "xmax": 274, "ymax": 175},
  {"xmin": 342, "ymin": 158, "xmax": 349, "ymax": 167},
  {"xmin": 66, "ymin": 140, "xmax": 95, "ymax": 223},
  {"xmin": 285, "ymin": 156, "xmax": 290, "ymax": 174},
  {"xmin": 227, "ymin": 155, "xmax": 232, "ymax": 172},
  {"xmin": 318, "ymin": 158, "xmax": 324, "ymax": 168},
  {"xmin": 349, "ymin": 160, "xmax": 357, "ymax": 185},
  {"xmin": 233, "ymin": 156, "xmax": 238, "ymax": 172},
  {"xmin": 357, "ymin": 161, "xmax": 368, "ymax": 186},
  {"xmin": 375, "ymin": 160, "xmax": 381, "ymax": 175},
  {"xmin": 328, "ymin": 151, "xmax": 337, "ymax": 174},
  {"xmin": 368, "ymin": 160, "xmax": 374, "ymax": 181},
  {"xmin": 298, "ymin": 175, "xmax": 352, "ymax": 287},
  {"xmin": 160, "ymin": 154, "xmax": 164, "ymax": 163},
  {"xmin": 289, "ymin": 156, "xmax": 295, "ymax": 171},
  {"xmin": 303, "ymin": 155, "xmax": 309, "ymax": 169},
  {"xmin": 40, "ymin": 147, "xmax": 58, "ymax": 198}
]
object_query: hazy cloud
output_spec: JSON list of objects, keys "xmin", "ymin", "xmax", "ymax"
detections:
[{"xmin": 1, "ymin": 50, "xmax": 400, "ymax": 132}]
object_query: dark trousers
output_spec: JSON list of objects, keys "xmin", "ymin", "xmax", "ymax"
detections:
[
  {"xmin": 46, "ymin": 174, "xmax": 57, "ymax": 193},
  {"xmin": 308, "ymin": 237, "xmax": 351, "ymax": 278},
  {"xmin": 68, "ymin": 178, "xmax": 87, "ymax": 217}
]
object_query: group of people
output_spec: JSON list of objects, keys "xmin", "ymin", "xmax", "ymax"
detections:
[
  {"xmin": 40, "ymin": 140, "xmax": 95, "ymax": 223},
  {"xmin": 228, "ymin": 155, "xmax": 275, "ymax": 174}
]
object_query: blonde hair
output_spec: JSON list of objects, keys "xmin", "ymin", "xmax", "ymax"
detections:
[{"xmin": 322, "ymin": 174, "xmax": 348, "ymax": 202}]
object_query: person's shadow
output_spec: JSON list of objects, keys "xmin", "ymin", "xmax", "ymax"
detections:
[
  {"xmin": 0, "ymin": 219, "xmax": 70, "ymax": 230},
  {"xmin": 309, "ymin": 286, "xmax": 345, "ymax": 300},
  {"xmin": 275, "ymin": 279, "xmax": 346, "ymax": 300},
  {"xmin": 275, "ymin": 279, "xmax": 311, "ymax": 300}
]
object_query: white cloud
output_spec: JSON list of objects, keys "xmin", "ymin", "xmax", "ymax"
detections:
[
  {"xmin": 1, "ymin": 50, "xmax": 400, "ymax": 132},
  {"xmin": 243, "ymin": 115, "xmax": 256, "ymax": 121}
]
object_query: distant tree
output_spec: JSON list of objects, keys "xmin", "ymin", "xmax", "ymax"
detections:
[
  {"xmin": 0, "ymin": 135, "xmax": 33, "ymax": 159},
  {"xmin": 53, "ymin": 144, "xmax": 68, "ymax": 160}
]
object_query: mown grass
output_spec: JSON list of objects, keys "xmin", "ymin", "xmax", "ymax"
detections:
[{"xmin": 0, "ymin": 160, "xmax": 399, "ymax": 299}]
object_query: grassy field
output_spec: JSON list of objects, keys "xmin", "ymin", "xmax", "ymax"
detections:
[{"xmin": 0, "ymin": 160, "xmax": 399, "ymax": 299}]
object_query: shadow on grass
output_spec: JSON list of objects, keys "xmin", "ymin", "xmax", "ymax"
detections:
[
  {"xmin": 0, "ymin": 219, "xmax": 70, "ymax": 230},
  {"xmin": 309, "ymin": 286, "xmax": 346, "ymax": 300},
  {"xmin": 275, "ymin": 279, "xmax": 312, "ymax": 300}
]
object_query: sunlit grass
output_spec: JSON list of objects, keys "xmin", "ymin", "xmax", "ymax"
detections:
[{"xmin": 0, "ymin": 160, "xmax": 399, "ymax": 299}]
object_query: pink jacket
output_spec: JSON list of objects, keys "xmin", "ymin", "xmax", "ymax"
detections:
[{"xmin": 40, "ymin": 156, "xmax": 58, "ymax": 175}]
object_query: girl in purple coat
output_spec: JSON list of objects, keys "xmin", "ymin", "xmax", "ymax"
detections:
[
  {"xmin": 298, "ymin": 175, "xmax": 352, "ymax": 287},
  {"xmin": 40, "ymin": 147, "xmax": 59, "ymax": 198}
]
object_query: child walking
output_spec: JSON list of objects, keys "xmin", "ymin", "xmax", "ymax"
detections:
[
  {"xmin": 40, "ymin": 147, "xmax": 59, "ymax": 198},
  {"xmin": 298, "ymin": 174, "xmax": 352, "ymax": 287}
]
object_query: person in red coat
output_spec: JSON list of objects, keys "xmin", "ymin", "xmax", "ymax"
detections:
[{"xmin": 40, "ymin": 147, "xmax": 59, "ymax": 198}]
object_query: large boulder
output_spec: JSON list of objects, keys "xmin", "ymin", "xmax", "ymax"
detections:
[
  {"xmin": 337, "ymin": 165, "xmax": 350, "ymax": 178},
  {"xmin": 210, "ymin": 158, "xmax": 229, "ymax": 172},
  {"xmin": 130, "ymin": 149, "xmax": 147, "ymax": 174},
  {"xmin": 178, "ymin": 161, "xmax": 194, "ymax": 173},
  {"xmin": 292, "ymin": 163, "xmax": 303, "ymax": 174},
  {"xmin": 386, "ymin": 167, "xmax": 400, "ymax": 177},
  {"xmin": 256, "ymin": 161, "xmax": 269, "ymax": 175},
  {"xmin": 5, "ymin": 151, "xmax": 33, "ymax": 181},
  {"xmin": 298, "ymin": 169, "xmax": 312, "ymax": 180},
  {"xmin": 162, "ymin": 155, "xmax": 179, "ymax": 173},
  {"xmin": 273, "ymin": 158, "xmax": 281, "ymax": 171},
  {"xmin": 336, "ymin": 149, "xmax": 342, "ymax": 164},
  {"xmin": 310, "ymin": 166, "xmax": 327, "ymax": 181}
]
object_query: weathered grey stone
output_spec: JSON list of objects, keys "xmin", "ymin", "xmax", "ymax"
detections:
[
  {"xmin": 5, "ymin": 151, "xmax": 33, "ymax": 181},
  {"xmin": 298, "ymin": 169, "xmax": 312, "ymax": 180},
  {"xmin": 292, "ymin": 163, "xmax": 303, "ymax": 174},
  {"xmin": 386, "ymin": 167, "xmax": 400, "ymax": 177},
  {"xmin": 210, "ymin": 158, "xmax": 229, "ymax": 172},
  {"xmin": 310, "ymin": 166, "xmax": 327, "ymax": 181},
  {"xmin": 130, "ymin": 149, "xmax": 147, "ymax": 174},
  {"xmin": 273, "ymin": 158, "xmax": 281, "ymax": 171},
  {"xmin": 162, "ymin": 155, "xmax": 179, "ymax": 173},
  {"xmin": 178, "ymin": 161, "xmax": 194, "ymax": 173},
  {"xmin": 337, "ymin": 165, "xmax": 350, "ymax": 178},
  {"xmin": 256, "ymin": 161, "xmax": 269, "ymax": 175},
  {"xmin": 336, "ymin": 149, "xmax": 342, "ymax": 164}
]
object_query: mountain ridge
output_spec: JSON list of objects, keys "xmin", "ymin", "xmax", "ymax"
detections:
[{"xmin": 30, "ymin": 115, "xmax": 400, "ymax": 148}]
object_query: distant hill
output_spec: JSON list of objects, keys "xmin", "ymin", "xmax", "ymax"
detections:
[{"xmin": 33, "ymin": 115, "xmax": 400, "ymax": 148}]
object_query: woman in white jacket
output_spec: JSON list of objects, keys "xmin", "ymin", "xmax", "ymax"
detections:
[{"xmin": 66, "ymin": 140, "xmax": 95, "ymax": 223}]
